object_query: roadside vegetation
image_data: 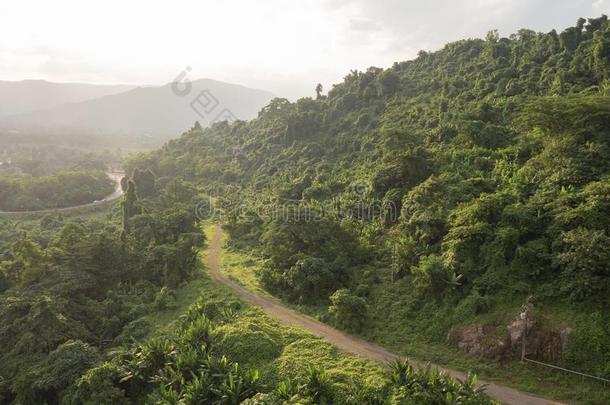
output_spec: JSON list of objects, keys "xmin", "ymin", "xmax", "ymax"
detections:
[
  {"xmin": 123, "ymin": 16, "xmax": 610, "ymax": 404},
  {"xmin": 65, "ymin": 268, "xmax": 496, "ymax": 405},
  {"xmin": 2, "ymin": 15, "xmax": 610, "ymax": 405},
  {"xmin": 220, "ymin": 240, "xmax": 609, "ymax": 403},
  {"xmin": 0, "ymin": 214, "xmax": 496, "ymax": 404}
]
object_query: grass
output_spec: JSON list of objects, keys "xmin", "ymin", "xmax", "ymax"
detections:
[
  {"xmin": 119, "ymin": 224, "xmax": 608, "ymax": 404},
  {"xmin": 211, "ymin": 226, "xmax": 387, "ymax": 386},
  {"xmin": 138, "ymin": 277, "xmax": 209, "ymax": 337},
  {"xmin": 220, "ymin": 241, "xmax": 330, "ymax": 318},
  {"xmin": 134, "ymin": 222, "xmax": 218, "ymax": 337},
  {"xmin": 211, "ymin": 296, "xmax": 388, "ymax": 390},
  {"xmin": 221, "ymin": 244, "xmax": 271, "ymax": 297},
  {"xmin": 126, "ymin": 223, "xmax": 389, "ymax": 395},
  {"xmin": 355, "ymin": 276, "xmax": 610, "ymax": 404},
  {"xmin": 217, "ymin": 234, "xmax": 610, "ymax": 405}
]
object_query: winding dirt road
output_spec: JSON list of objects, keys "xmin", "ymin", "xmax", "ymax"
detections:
[{"xmin": 205, "ymin": 224, "xmax": 564, "ymax": 405}]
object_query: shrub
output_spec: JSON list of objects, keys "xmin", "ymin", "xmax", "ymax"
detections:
[
  {"xmin": 181, "ymin": 316, "xmax": 214, "ymax": 348},
  {"xmin": 284, "ymin": 255, "xmax": 337, "ymax": 303},
  {"xmin": 113, "ymin": 318, "xmax": 151, "ymax": 344},
  {"xmin": 388, "ymin": 360, "xmax": 493, "ymax": 404},
  {"xmin": 562, "ymin": 312, "xmax": 610, "ymax": 378},
  {"xmin": 328, "ymin": 289, "xmax": 368, "ymax": 333},
  {"xmin": 14, "ymin": 340, "xmax": 101, "ymax": 404},
  {"xmin": 303, "ymin": 366, "xmax": 335, "ymax": 405},
  {"xmin": 62, "ymin": 363, "xmax": 128, "ymax": 405},
  {"xmin": 240, "ymin": 392, "xmax": 286, "ymax": 404},
  {"xmin": 411, "ymin": 254, "xmax": 461, "ymax": 297},
  {"xmin": 0, "ymin": 376, "xmax": 9, "ymax": 405},
  {"xmin": 453, "ymin": 291, "xmax": 491, "ymax": 323},
  {"xmin": 153, "ymin": 286, "xmax": 177, "ymax": 310},
  {"xmin": 553, "ymin": 227, "xmax": 610, "ymax": 301}
]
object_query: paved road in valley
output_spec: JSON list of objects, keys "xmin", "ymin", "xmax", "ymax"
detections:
[{"xmin": 0, "ymin": 172, "xmax": 124, "ymax": 216}]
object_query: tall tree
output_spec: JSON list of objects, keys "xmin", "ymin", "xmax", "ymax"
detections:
[
  {"xmin": 121, "ymin": 180, "xmax": 140, "ymax": 234},
  {"xmin": 315, "ymin": 83, "xmax": 323, "ymax": 99}
]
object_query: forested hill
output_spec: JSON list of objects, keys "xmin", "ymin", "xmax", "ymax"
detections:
[{"xmin": 126, "ymin": 15, "xmax": 610, "ymax": 389}]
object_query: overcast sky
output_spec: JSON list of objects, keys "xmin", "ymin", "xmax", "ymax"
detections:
[{"xmin": 1, "ymin": 0, "xmax": 609, "ymax": 99}]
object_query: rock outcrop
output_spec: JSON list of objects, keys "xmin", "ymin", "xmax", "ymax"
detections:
[
  {"xmin": 447, "ymin": 324, "xmax": 509, "ymax": 360},
  {"xmin": 448, "ymin": 305, "xmax": 572, "ymax": 363}
]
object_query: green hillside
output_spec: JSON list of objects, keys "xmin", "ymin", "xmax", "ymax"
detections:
[
  {"xmin": 1, "ymin": 14, "xmax": 610, "ymax": 405},
  {"xmin": 122, "ymin": 15, "xmax": 610, "ymax": 402}
]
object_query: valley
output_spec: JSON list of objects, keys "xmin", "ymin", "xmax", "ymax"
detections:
[{"xmin": 1, "ymin": 10, "xmax": 610, "ymax": 405}]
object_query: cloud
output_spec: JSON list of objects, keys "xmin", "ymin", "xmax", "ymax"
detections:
[
  {"xmin": 593, "ymin": 0, "xmax": 610, "ymax": 13},
  {"xmin": 349, "ymin": 18, "xmax": 381, "ymax": 32},
  {"xmin": 329, "ymin": 0, "xmax": 599, "ymax": 54},
  {"xmin": 1, "ymin": 0, "xmax": 608, "ymax": 99}
]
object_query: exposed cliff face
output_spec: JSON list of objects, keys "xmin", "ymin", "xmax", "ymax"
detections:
[
  {"xmin": 448, "ymin": 324, "xmax": 509, "ymax": 360},
  {"xmin": 448, "ymin": 311, "xmax": 573, "ymax": 363}
]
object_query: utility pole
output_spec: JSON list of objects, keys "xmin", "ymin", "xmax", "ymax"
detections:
[
  {"xmin": 520, "ymin": 300, "xmax": 530, "ymax": 362},
  {"xmin": 521, "ymin": 309, "xmax": 527, "ymax": 361}
]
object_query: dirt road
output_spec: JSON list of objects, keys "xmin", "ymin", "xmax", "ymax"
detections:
[{"xmin": 205, "ymin": 224, "xmax": 564, "ymax": 405}]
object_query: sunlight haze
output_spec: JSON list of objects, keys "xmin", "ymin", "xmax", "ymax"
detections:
[
  {"xmin": 2, "ymin": 2, "xmax": 610, "ymax": 403},
  {"xmin": 2, "ymin": 0, "xmax": 609, "ymax": 98}
]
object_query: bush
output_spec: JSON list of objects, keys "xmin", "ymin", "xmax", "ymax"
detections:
[
  {"xmin": 154, "ymin": 286, "xmax": 177, "ymax": 310},
  {"xmin": 388, "ymin": 360, "xmax": 492, "ymax": 404},
  {"xmin": 0, "ymin": 376, "xmax": 9, "ymax": 405},
  {"xmin": 553, "ymin": 227, "xmax": 610, "ymax": 301},
  {"xmin": 63, "ymin": 363, "xmax": 128, "ymax": 405},
  {"xmin": 14, "ymin": 340, "xmax": 101, "ymax": 404},
  {"xmin": 303, "ymin": 366, "xmax": 335, "ymax": 405},
  {"xmin": 562, "ymin": 312, "xmax": 610, "ymax": 378},
  {"xmin": 284, "ymin": 255, "xmax": 337, "ymax": 304},
  {"xmin": 240, "ymin": 393, "xmax": 285, "ymax": 405},
  {"xmin": 328, "ymin": 289, "xmax": 368, "ymax": 333},
  {"xmin": 114, "ymin": 318, "xmax": 151, "ymax": 344},
  {"xmin": 411, "ymin": 254, "xmax": 461, "ymax": 297},
  {"xmin": 453, "ymin": 291, "xmax": 491, "ymax": 323}
]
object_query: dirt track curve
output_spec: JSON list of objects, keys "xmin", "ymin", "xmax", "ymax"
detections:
[{"xmin": 205, "ymin": 224, "xmax": 564, "ymax": 405}]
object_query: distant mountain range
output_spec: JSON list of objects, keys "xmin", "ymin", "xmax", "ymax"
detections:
[
  {"xmin": 0, "ymin": 80, "xmax": 135, "ymax": 117},
  {"xmin": 0, "ymin": 79, "xmax": 275, "ymax": 142}
]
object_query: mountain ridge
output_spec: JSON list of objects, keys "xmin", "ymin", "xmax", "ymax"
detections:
[
  {"xmin": 0, "ymin": 80, "xmax": 135, "ymax": 117},
  {"xmin": 0, "ymin": 78, "xmax": 276, "ymax": 140}
]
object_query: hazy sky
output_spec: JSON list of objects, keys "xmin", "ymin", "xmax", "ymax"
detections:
[{"xmin": 1, "ymin": 0, "xmax": 609, "ymax": 99}]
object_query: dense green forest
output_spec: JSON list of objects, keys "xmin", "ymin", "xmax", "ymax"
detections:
[
  {"xmin": 0, "ymin": 145, "xmax": 122, "ymax": 211},
  {"xmin": 2, "ymin": 15, "xmax": 610, "ymax": 405},
  {"xmin": 121, "ymin": 15, "xmax": 610, "ymax": 401},
  {"xmin": 0, "ymin": 170, "xmax": 115, "ymax": 211},
  {"xmin": 0, "ymin": 175, "xmax": 494, "ymax": 403},
  {"xmin": 0, "ymin": 176, "xmax": 206, "ymax": 402},
  {"xmin": 0, "ymin": 145, "xmax": 120, "ymax": 176}
]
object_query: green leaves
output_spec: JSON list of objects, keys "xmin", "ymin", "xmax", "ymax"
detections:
[
  {"xmin": 13, "ymin": 340, "xmax": 102, "ymax": 404},
  {"xmin": 553, "ymin": 227, "xmax": 610, "ymax": 301},
  {"xmin": 388, "ymin": 361, "xmax": 494, "ymax": 404},
  {"xmin": 0, "ymin": 170, "xmax": 115, "ymax": 212},
  {"xmin": 327, "ymin": 288, "xmax": 368, "ymax": 332},
  {"xmin": 76, "ymin": 313, "xmax": 262, "ymax": 405}
]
